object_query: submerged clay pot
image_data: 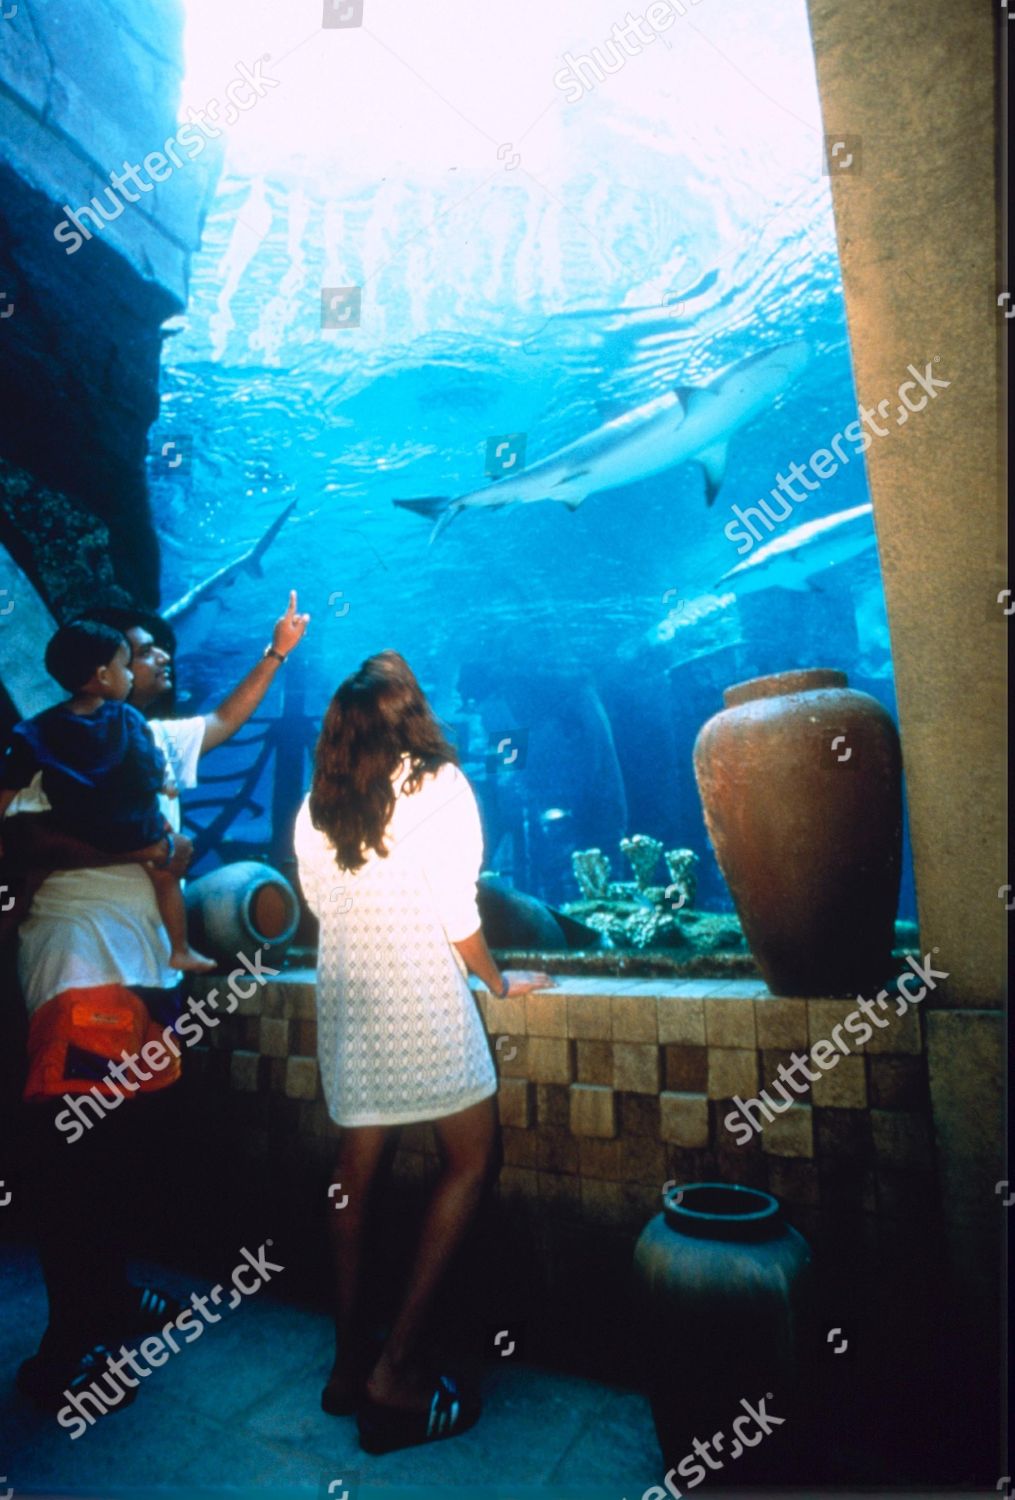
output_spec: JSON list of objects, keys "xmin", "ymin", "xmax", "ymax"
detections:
[
  {"xmin": 184, "ymin": 860, "xmax": 300, "ymax": 967},
  {"xmin": 693, "ymin": 668, "xmax": 902, "ymax": 996},
  {"xmin": 632, "ymin": 1182, "xmax": 811, "ymax": 1468}
]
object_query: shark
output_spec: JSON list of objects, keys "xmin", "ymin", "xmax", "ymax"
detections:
[
  {"xmin": 394, "ymin": 339, "xmax": 811, "ymax": 543},
  {"xmin": 714, "ymin": 502, "xmax": 877, "ymax": 597},
  {"xmin": 163, "ymin": 499, "xmax": 297, "ymax": 627}
]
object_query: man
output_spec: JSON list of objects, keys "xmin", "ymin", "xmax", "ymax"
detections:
[{"xmin": 3, "ymin": 591, "xmax": 308, "ymax": 1410}]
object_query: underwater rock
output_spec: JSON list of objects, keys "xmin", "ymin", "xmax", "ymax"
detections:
[
  {"xmin": 663, "ymin": 848, "xmax": 699, "ymax": 910},
  {"xmin": 620, "ymin": 834, "xmax": 664, "ymax": 891},
  {"xmin": 571, "ymin": 848, "xmax": 613, "ymax": 901}
]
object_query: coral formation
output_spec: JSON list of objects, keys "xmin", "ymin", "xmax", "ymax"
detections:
[{"xmin": 620, "ymin": 834, "xmax": 664, "ymax": 891}]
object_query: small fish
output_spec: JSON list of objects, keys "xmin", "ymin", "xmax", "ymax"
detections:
[{"xmin": 394, "ymin": 341, "xmax": 811, "ymax": 543}]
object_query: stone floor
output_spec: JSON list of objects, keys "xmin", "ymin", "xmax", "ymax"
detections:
[{"xmin": 0, "ymin": 1241, "xmax": 662, "ymax": 1499}]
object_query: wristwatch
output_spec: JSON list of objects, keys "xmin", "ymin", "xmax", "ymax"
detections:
[
  {"xmin": 495, "ymin": 974, "xmax": 509, "ymax": 998},
  {"xmin": 264, "ymin": 645, "xmax": 287, "ymax": 664}
]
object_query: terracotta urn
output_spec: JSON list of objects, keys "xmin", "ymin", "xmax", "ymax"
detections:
[{"xmin": 693, "ymin": 668, "xmax": 902, "ymax": 996}]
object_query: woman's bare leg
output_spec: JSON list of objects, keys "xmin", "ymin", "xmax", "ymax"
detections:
[
  {"xmin": 366, "ymin": 1094, "xmax": 499, "ymax": 1410},
  {"xmin": 325, "ymin": 1123, "xmax": 391, "ymax": 1399}
]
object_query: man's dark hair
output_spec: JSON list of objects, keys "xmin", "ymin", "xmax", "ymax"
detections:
[
  {"xmin": 82, "ymin": 605, "xmax": 177, "ymax": 657},
  {"xmin": 44, "ymin": 620, "xmax": 128, "ymax": 693}
]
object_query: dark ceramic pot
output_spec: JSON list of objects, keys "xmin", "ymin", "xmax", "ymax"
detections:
[
  {"xmin": 184, "ymin": 860, "xmax": 300, "ymax": 967},
  {"xmin": 632, "ymin": 1182, "xmax": 811, "ymax": 1468},
  {"xmin": 693, "ymin": 668, "xmax": 902, "ymax": 996}
]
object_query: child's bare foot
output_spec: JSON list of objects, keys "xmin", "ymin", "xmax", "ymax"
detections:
[{"xmin": 169, "ymin": 947, "xmax": 217, "ymax": 973}]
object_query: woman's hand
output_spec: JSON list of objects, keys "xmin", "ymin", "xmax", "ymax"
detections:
[{"xmin": 501, "ymin": 970, "xmax": 555, "ymax": 996}]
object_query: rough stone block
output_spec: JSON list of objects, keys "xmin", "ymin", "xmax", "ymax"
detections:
[
  {"xmin": 535, "ymin": 1082, "xmax": 570, "ymax": 1128},
  {"xmin": 810, "ymin": 1055, "xmax": 868, "ymax": 1109},
  {"xmin": 868, "ymin": 1054, "xmax": 929, "ymax": 1110},
  {"xmin": 492, "ymin": 1035, "xmax": 528, "ymax": 1079},
  {"xmin": 525, "ymin": 990, "xmax": 567, "ymax": 1038},
  {"xmin": 760, "ymin": 1105, "xmax": 814, "ymax": 1158},
  {"xmin": 620, "ymin": 1136, "xmax": 667, "ymax": 1184},
  {"xmin": 707, "ymin": 1047, "xmax": 758, "ymax": 1100},
  {"xmin": 502, "ymin": 1126, "xmax": 540, "ymax": 1169},
  {"xmin": 755, "ymin": 998, "xmax": 808, "ymax": 1050},
  {"xmin": 761, "ymin": 1050, "xmax": 811, "ymax": 1101},
  {"xmin": 618, "ymin": 1092, "xmax": 660, "ymax": 1137},
  {"xmin": 808, "ymin": 1000, "xmax": 864, "ymax": 1051},
  {"xmin": 578, "ymin": 1138, "xmax": 624, "ymax": 1179},
  {"xmin": 704, "ymin": 997, "xmax": 756, "ymax": 1049},
  {"xmin": 566, "ymin": 993, "xmax": 612, "ymax": 1039},
  {"xmin": 611, "ymin": 993, "xmax": 658, "ymax": 1043},
  {"xmin": 865, "ymin": 1004, "xmax": 923, "ymax": 1054},
  {"xmin": 813, "ymin": 1107, "xmax": 873, "ymax": 1160},
  {"xmin": 230, "ymin": 1050, "xmax": 265, "ymax": 1094},
  {"xmin": 870, "ymin": 1108, "xmax": 935, "ymax": 1170},
  {"xmin": 569, "ymin": 1084, "xmax": 617, "ymax": 1139},
  {"xmin": 535, "ymin": 1128, "xmax": 579, "ymax": 1173},
  {"xmin": 613, "ymin": 1042, "xmax": 661, "ymax": 1095},
  {"xmin": 664, "ymin": 1044, "xmax": 708, "ymax": 1093},
  {"xmin": 482, "ymin": 991, "xmax": 527, "ymax": 1035},
  {"xmin": 498, "ymin": 1166, "xmax": 539, "ymax": 1205},
  {"xmin": 284, "ymin": 1055, "xmax": 319, "ymax": 1101},
  {"xmin": 538, "ymin": 1171, "xmax": 582, "ymax": 1217},
  {"xmin": 497, "ymin": 1077, "xmax": 534, "ymax": 1129},
  {"xmin": 576, "ymin": 1039, "xmax": 614, "ymax": 1086},
  {"xmin": 259, "ymin": 1016, "xmax": 291, "ymax": 1059},
  {"xmin": 525, "ymin": 1036, "xmax": 573, "ymax": 1085},
  {"xmin": 657, "ymin": 996, "xmax": 706, "ymax": 1046},
  {"xmin": 579, "ymin": 1177, "xmax": 629, "ymax": 1228},
  {"xmin": 766, "ymin": 1156, "xmax": 821, "ymax": 1207},
  {"xmin": 659, "ymin": 1091, "xmax": 709, "ymax": 1148}
]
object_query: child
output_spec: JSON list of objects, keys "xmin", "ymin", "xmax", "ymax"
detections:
[{"xmin": 0, "ymin": 620, "xmax": 214, "ymax": 972}]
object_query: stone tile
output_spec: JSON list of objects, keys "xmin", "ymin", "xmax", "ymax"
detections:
[
  {"xmin": 493, "ymin": 1035, "xmax": 529, "ymax": 1079},
  {"xmin": 569, "ymin": 1083, "xmax": 617, "ymax": 1139},
  {"xmin": 766, "ymin": 1156, "xmax": 821, "ymax": 1207},
  {"xmin": 866, "ymin": 1002, "xmax": 923, "ymax": 1054},
  {"xmin": 481, "ymin": 990, "xmax": 528, "ymax": 1035},
  {"xmin": 283, "ymin": 1055, "xmax": 319, "ymax": 1101},
  {"xmin": 659, "ymin": 1091, "xmax": 709, "ymax": 1148},
  {"xmin": 611, "ymin": 993, "xmax": 658, "ymax": 1043},
  {"xmin": 536, "ymin": 1082, "xmax": 570, "ymax": 1128},
  {"xmin": 760, "ymin": 1104, "xmax": 814, "ymax": 1158},
  {"xmin": 498, "ymin": 1166, "xmax": 540, "ymax": 1204},
  {"xmin": 618, "ymin": 1092, "xmax": 660, "ymax": 1138},
  {"xmin": 537, "ymin": 1170, "xmax": 582, "ymax": 1218},
  {"xmin": 284, "ymin": 980, "xmax": 318, "ymax": 1020},
  {"xmin": 230, "ymin": 1049, "xmax": 265, "ymax": 1093},
  {"xmin": 714, "ymin": 1148, "xmax": 769, "ymax": 1189},
  {"xmin": 526, "ymin": 1036, "xmax": 573, "ymax": 1085},
  {"xmin": 544, "ymin": 1384, "xmax": 661, "ymax": 1489},
  {"xmin": 710, "ymin": 1097, "xmax": 764, "ymax": 1154},
  {"xmin": 620, "ymin": 1136, "xmax": 667, "ymax": 1185},
  {"xmin": 535, "ymin": 1127, "xmax": 579, "ymax": 1174},
  {"xmin": 613, "ymin": 1042, "xmax": 661, "ymax": 1095},
  {"xmin": 755, "ymin": 997, "xmax": 808, "ymax": 1050},
  {"xmin": 292, "ymin": 1018, "xmax": 317, "ymax": 1055},
  {"xmin": 575, "ymin": 1039, "xmax": 613, "ymax": 1086},
  {"xmin": 578, "ymin": 1137, "xmax": 624, "ymax": 1180},
  {"xmin": 868, "ymin": 1054, "xmax": 929, "ymax": 1110},
  {"xmin": 704, "ymin": 997, "xmax": 757, "ymax": 1049},
  {"xmin": 706, "ymin": 1047, "xmax": 758, "ymax": 1100},
  {"xmin": 657, "ymin": 995, "xmax": 706, "ymax": 1046},
  {"xmin": 813, "ymin": 1106, "xmax": 874, "ymax": 1161},
  {"xmin": 664, "ymin": 1043, "xmax": 708, "ymax": 1093},
  {"xmin": 870, "ymin": 1108, "xmax": 935, "ymax": 1169},
  {"xmin": 498, "ymin": 1077, "xmax": 534, "ymax": 1129},
  {"xmin": 525, "ymin": 989, "xmax": 568, "ymax": 1037},
  {"xmin": 810, "ymin": 1054, "xmax": 867, "ymax": 1109},
  {"xmin": 258, "ymin": 1016, "xmax": 291, "ymax": 1058},
  {"xmin": 502, "ymin": 1126, "xmax": 540, "ymax": 1169},
  {"xmin": 566, "ymin": 991, "xmax": 612, "ymax": 1039},
  {"xmin": 808, "ymin": 999, "xmax": 864, "ymax": 1051},
  {"xmin": 761, "ymin": 1050, "xmax": 811, "ymax": 1102}
]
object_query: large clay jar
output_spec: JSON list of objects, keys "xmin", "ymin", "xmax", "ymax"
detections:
[
  {"xmin": 632, "ymin": 1182, "xmax": 811, "ymax": 1468},
  {"xmin": 693, "ymin": 668, "xmax": 902, "ymax": 996},
  {"xmin": 184, "ymin": 860, "xmax": 300, "ymax": 968}
]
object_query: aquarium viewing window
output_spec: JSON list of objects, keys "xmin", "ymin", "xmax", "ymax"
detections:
[{"xmin": 154, "ymin": 0, "xmax": 915, "ymax": 960}]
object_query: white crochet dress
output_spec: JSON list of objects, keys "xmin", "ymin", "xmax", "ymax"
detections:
[{"xmin": 293, "ymin": 757, "xmax": 497, "ymax": 1127}]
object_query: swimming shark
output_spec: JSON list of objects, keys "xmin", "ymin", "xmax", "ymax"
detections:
[
  {"xmin": 715, "ymin": 502, "xmax": 877, "ymax": 597},
  {"xmin": 163, "ymin": 499, "xmax": 297, "ymax": 627},
  {"xmin": 394, "ymin": 339, "xmax": 811, "ymax": 543}
]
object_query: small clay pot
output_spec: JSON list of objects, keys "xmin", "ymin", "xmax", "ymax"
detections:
[{"xmin": 693, "ymin": 668, "xmax": 902, "ymax": 996}]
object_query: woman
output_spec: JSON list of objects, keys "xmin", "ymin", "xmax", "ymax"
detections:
[{"xmin": 294, "ymin": 651, "xmax": 551, "ymax": 1454}]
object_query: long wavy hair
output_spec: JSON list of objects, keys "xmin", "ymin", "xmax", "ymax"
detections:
[{"xmin": 309, "ymin": 651, "xmax": 459, "ymax": 872}]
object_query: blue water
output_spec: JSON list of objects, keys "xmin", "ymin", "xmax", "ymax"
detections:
[{"xmin": 151, "ymin": 0, "xmax": 915, "ymax": 929}]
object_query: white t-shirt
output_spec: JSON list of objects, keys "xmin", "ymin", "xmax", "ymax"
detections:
[{"xmin": 4, "ymin": 716, "xmax": 206, "ymax": 1014}]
